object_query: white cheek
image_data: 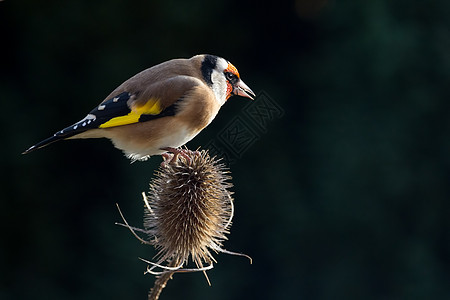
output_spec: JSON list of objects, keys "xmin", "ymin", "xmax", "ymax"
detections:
[{"xmin": 210, "ymin": 69, "xmax": 227, "ymax": 106}]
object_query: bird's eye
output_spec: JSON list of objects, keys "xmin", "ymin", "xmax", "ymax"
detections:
[{"xmin": 225, "ymin": 72, "xmax": 237, "ymax": 82}]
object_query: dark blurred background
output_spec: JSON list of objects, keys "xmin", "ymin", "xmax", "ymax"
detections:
[{"xmin": 2, "ymin": 0, "xmax": 450, "ymax": 299}]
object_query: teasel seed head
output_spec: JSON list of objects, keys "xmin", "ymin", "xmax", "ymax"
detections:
[
  {"xmin": 115, "ymin": 149, "xmax": 251, "ymax": 299},
  {"xmin": 141, "ymin": 150, "xmax": 251, "ymax": 278}
]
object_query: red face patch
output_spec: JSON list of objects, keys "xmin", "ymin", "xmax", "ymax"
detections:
[
  {"xmin": 225, "ymin": 63, "xmax": 240, "ymax": 100},
  {"xmin": 225, "ymin": 63, "xmax": 240, "ymax": 78},
  {"xmin": 226, "ymin": 82, "xmax": 233, "ymax": 99}
]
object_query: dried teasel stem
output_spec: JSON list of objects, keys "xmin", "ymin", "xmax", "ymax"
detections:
[
  {"xmin": 147, "ymin": 258, "xmax": 180, "ymax": 300},
  {"xmin": 148, "ymin": 273, "xmax": 171, "ymax": 300}
]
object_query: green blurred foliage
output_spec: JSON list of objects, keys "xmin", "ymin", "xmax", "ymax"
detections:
[{"xmin": 1, "ymin": 0, "xmax": 450, "ymax": 299}]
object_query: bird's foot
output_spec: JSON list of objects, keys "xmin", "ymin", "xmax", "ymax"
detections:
[
  {"xmin": 161, "ymin": 147, "xmax": 199, "ymax": 166},
  {"xmin": 161, "ymin": 152, "xmax": 173, "ymax": 165}
]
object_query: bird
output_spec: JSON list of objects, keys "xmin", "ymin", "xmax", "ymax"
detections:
[{"xmin": 22, "ymin": 54, "xmax": 255, "ymax": 162}]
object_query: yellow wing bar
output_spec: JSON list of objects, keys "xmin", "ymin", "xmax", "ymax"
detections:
[{"xmin": 99, "ymin": 99, "xmax": 162, "ymax": 128}]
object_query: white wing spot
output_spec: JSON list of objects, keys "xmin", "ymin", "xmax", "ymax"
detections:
[
  {"xmin": 82, "ymin": 122, "xmax": 86, "ymax": 126},
  {"xmin": 73, "ymin": 125, "xmax": 78, "ymax": 130},
  {"xmin": 113, "ymin": 97, "xmax": 119, "ymax": 102},
  {"xmin": 81, "ymin": 114, "xmax": 96, "ymax": 121},
  {"xmin": 98, "ymin": 104, "xmax": 106, "ymax": 111}
]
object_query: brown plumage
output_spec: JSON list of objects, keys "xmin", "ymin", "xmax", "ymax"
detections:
[{"xmin": 23, "ymin": 54, "xmax": 255, "ymax": 161}]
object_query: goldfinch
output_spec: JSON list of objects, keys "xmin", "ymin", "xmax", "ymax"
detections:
[{"xmin": 23, "ymin": 54, "xmax": 255, "ymax": 161}]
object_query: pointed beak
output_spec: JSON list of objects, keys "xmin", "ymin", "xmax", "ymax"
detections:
[{"xmin": 234, "ymin": 80, "xmax": 255, "ymax": 100}]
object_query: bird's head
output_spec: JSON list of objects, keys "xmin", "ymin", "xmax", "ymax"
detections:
[{"xmin": 199, "ymin": 55, "xmax": 255, "ymax": 105}]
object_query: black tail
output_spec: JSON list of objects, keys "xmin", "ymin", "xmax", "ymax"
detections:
[
  {"xmin": 23, "ymin": 133, "xmax": 77, "ymax": 155},
  {"xmin": 23, "ymin": 92, "xmax": 131, "ymax": 155},
  {"xmin": 22, "ymin": 117, "xmax": 96, "ymax": 154}
]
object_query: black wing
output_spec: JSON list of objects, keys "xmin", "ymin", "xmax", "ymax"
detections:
[{"xmin": 22, "ymin": 92, "xmax": 177, "ymax": 154}]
